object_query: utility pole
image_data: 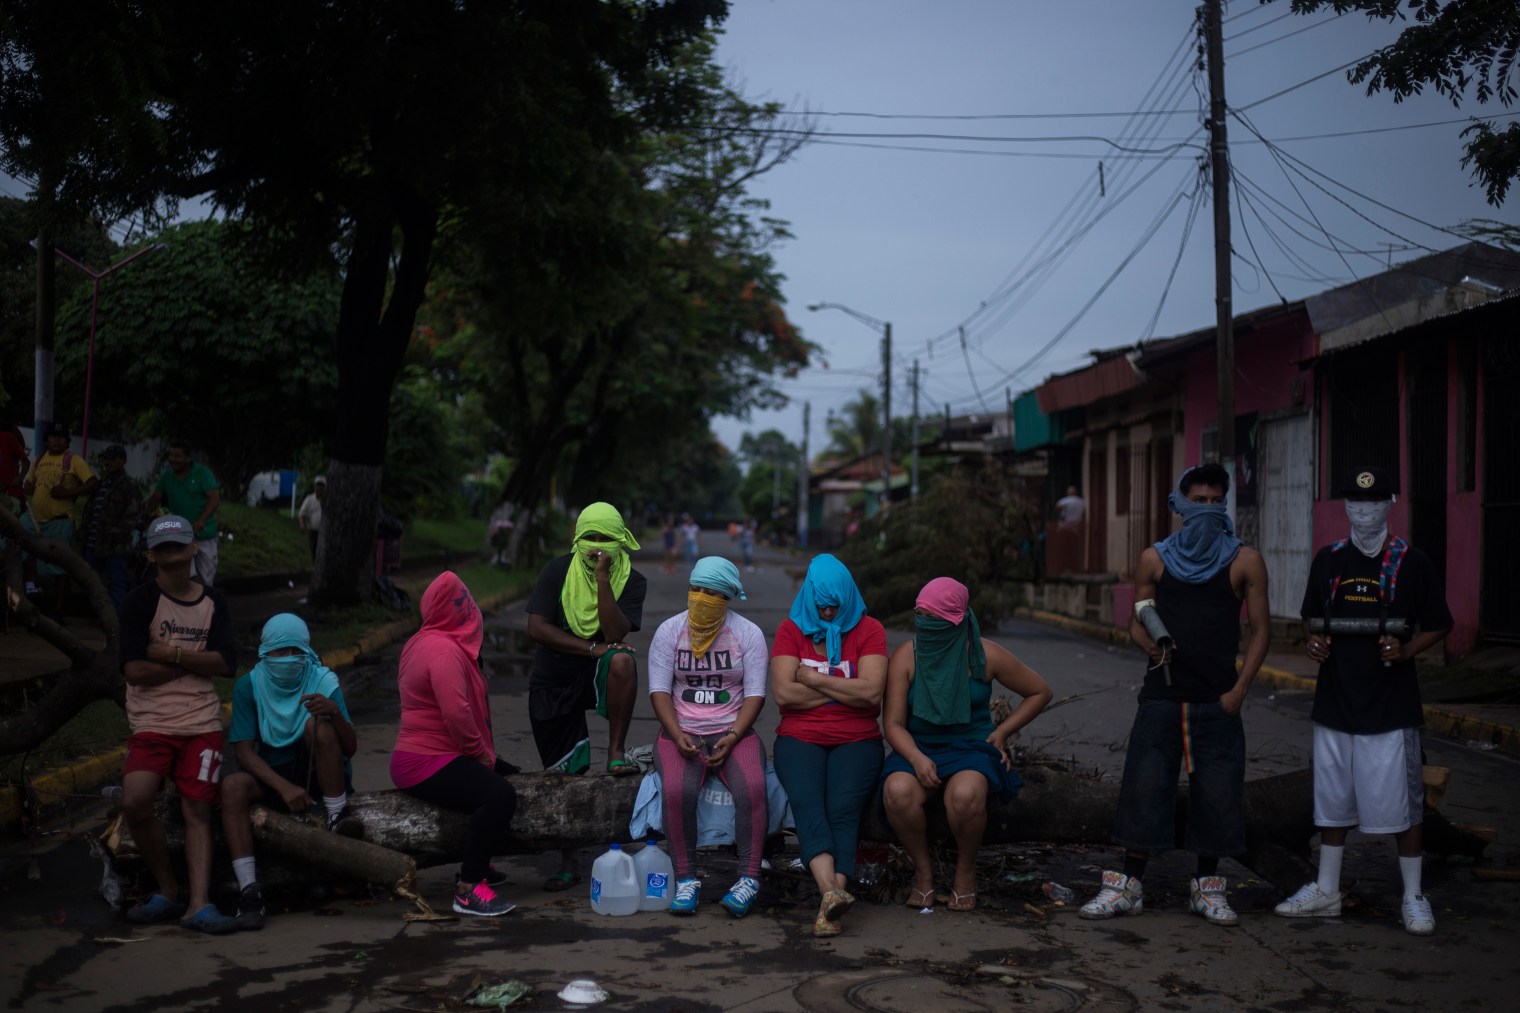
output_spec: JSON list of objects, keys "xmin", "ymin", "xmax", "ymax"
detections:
[
  {"xmin": 910, "ymin": 360, "xmax": 921, "ymax": 500},
  {"xmin": 772, "ymin": 449, "xmax": 781, "ymax": 515},
  {"xmin": 797, "ymin": 401, "xmax": 810, "ymax": 547},
  {"xmin": 33, "ymin": 193, "xmax": 55, "ymax": 457},
  {"xmin": 880, "ymin": 322, "xmax": 892, "ymax": 523},
  {"xmin": 1205, "ymin": 0, "xmax": 1235, "ymax": 483}
]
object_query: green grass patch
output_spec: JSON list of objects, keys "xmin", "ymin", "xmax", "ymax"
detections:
[
  {"xmin": 407, "ymin": 516, "xmax": 488, "ymax": 555},
  {"xmin": 0, "ymin": 697, "xmax": 128, "ymax": 782},
  {"xmin": 218, "ymin": 501, "xmax": 310, "ymax": 581}
]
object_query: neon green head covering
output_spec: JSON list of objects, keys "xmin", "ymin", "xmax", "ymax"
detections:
[{"xmin": 561, "ymin": 502, "xmax": 641, "ymax": 639}]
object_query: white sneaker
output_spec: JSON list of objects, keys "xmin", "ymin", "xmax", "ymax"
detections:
[
  {"xmin": 1274, "ymin": 882, "xmax": 1342, "ymax": 918},
  {"xmin": 1188, "ymin": 875, "xmax": 1238, "ymax": 925},
  {"xmin": 1402, "ymin": 894, "xmax": 1435, "ymax": 936},
  {"xmin": 1079, "ymin": 871, "xmax": 1143, "ymax": 919}
]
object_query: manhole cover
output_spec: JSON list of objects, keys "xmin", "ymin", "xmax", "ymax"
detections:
[{"xmin": 793, "ymin": 968, "xmax": 1134, "ymax": 1013}]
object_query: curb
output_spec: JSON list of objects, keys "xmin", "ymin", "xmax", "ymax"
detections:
[
  {"xmin": 0, "ymin": 588, "xmax": 525, "ymax": 834},
  {"xmin": 1015, "ymin": 607, "xmax": 1519, "ymax": 756}
]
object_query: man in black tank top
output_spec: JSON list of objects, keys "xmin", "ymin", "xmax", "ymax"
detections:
[{"xmin": 1079, "ymin": 463, "xmax": 1270, "ymax": 927}]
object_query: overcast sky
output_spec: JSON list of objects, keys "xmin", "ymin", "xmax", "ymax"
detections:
[{"xmin": 710, "ymin": 0, "xmax": 1516, "ymax": 456}]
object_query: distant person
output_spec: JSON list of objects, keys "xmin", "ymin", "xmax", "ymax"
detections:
[
  {"xmin": 881, "ymin": 577, "xmax": 1052, "ymax": 912},
  {"xmin": 143, "ymin": 440, "xmax": 221, "ymax": 585},
  {"xmin": 0, "ymin": 415, "xmax": 27, "ymax": 513},
  {"xmin": 1080, "ymin": 463, "xmax": 1269, "ymax": 927},
  {"xmin": 661, "ymin": 515, "xmax": 678, "ymax": 574},
  {"xmin": 21, "ymin": 423, "xmax": 97, "ymax": 612},
  {"xmin": 394, "ymin": 572, "xmax": 521, "ymax": 917},
  {"xmin": 647, "ymin": 557, "xmax": 768, "ymax": 918},
  {"xmin": 526, "ymin": 502, "xmax": 646, "ymax": 891},
  {"xmin": 1276, "ymin": 466, "xmax": 1452, "ymax": 936},
  {"xmin": 739, "ymin": 519, "xmax": 757, "ymax": 572},
  {"xmin": 221, "ymin": 613, "xmax": 360, "ymax": 930},
  {"xmin": 298, "ymin": 475, "xmax": 326, "ymax": 560},
  {"xmin": 77, "ymin": 445, "xmax": 143, "ymax": 613},
  {"xmin": 117, "ymin": 515, "xmax": 238, "ymax": 934},
  {"xmin": 1056, "ymin": 485, "xmax": 1086, "ymax": 531},
  {"xmin": 679, "ymin": 514, "xmax": 700, "ymax": 569},
  {"xmin": 770, "ymin": 553, "xmax": 886, "ymax": 938}
]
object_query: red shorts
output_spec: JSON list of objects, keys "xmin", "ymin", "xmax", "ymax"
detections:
[{"xmin": 124, "ymin": 730, "xmax": 225, "ymax": 804}]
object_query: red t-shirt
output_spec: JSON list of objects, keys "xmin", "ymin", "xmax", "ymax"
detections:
[{"xmin": 773, "ymin": 616, "xmax": 886, "ymax": 745}]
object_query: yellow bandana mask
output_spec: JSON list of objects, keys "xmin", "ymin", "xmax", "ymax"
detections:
[{"xmin": 686, "ymin": 590, "xmax": 729, "ymax": 660}]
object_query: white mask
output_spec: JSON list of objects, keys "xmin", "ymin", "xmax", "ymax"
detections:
[{"xmin": 1345, "ymin": 500, "xmax": 1392, "ymax": 556}]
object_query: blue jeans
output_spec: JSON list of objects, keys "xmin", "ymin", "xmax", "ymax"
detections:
[
  {"xmin": 772, "ymin": 736, "xmax": 883, "ymax": 877},
  {"xmin": 83, "ymin": 549, "xmax": 130, "ymax": 614},
  {"xmin": 1111, "ymin": 698, "xmax": 1245, "ymax": 857}
]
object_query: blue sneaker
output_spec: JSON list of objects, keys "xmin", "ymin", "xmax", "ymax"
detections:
[
  {"xmin": 670, "ymin": 877, "xmax": 701, "ymax": 915},
  {"xmin": 719, "ymin": 876, "xmax": 760, "ymax": 918}
]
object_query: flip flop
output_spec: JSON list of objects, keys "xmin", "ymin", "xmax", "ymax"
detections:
[
  {"xmin": 905, "ymin": 887, "xmax": 936, "ymax": 910},
  {"xmin": 125, "ymin": 893, "xmax": 187, "ymax": 924},
  {"xmin": 948, "ymin": 890, "xmax": 977, "ymax": 912},
  {"xmin": 606, "ymin": 759, "xmax": 639, "ymax": 777},
  {"xmin": 542, "ymin": 871, "xmax": 582, "ymax": 892}
]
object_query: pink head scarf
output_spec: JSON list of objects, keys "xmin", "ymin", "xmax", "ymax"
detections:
[
  {"xmin": 916, "ymin": 576, "xmax": 970, "ymax": 625},
  {"xmin": 418, "ymin": 570, "xmax": 484, "ymax": 660}
]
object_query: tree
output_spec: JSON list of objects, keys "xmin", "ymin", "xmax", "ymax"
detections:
[
  {"xmin": 0, "ymin": 0, "xmax": 730, "ymax": 605},
  {"xmin": 47, "ymin": 219, "xmax": 341, "ymax": 496},
  {"xmin": 737, "ymin": 428, "xmax": 799, "ymax": 523},
  {"xmin": 1267, "ymin": 1, "xmax": 1520, "ymax": 204},
  {"xmin": 824, "ymin": 388, "xmax": 914, "ymax": 463}
]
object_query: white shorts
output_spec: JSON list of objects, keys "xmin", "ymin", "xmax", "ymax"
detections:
[{"xmin": 1311, "ymin": 724, "xmax": 1423, "ymax": 835}]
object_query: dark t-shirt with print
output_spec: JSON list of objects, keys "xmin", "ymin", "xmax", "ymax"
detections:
[
  {"xmin": 525, "ymin": 553, "xmax": 646, "ymax": 690},
  {"xmin": 1300, "ymin": 541, "xmax": 1452, "ymax": 734}
]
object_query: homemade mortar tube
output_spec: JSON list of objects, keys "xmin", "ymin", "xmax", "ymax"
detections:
[
  {"xmin": 1307, "ymin": 618, "xmax": 1412, "ymax": 668},
  {"xmin": 1133, "ymin": 598, "xmax": 1174, "ymax": 686}
]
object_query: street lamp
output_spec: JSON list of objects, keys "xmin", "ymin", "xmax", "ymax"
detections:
[
  {"xmin": 808, "ymin": 302, "xmax": 893, "ymax": 530},
  {"xmin": 51, "ymin": 242, "xmax": 165, "ymax": 455}
]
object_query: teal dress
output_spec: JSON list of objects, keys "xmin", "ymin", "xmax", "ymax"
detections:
[{"xmin": 882, "ymin": 657, "xmax": 1023, "ymax": 800}]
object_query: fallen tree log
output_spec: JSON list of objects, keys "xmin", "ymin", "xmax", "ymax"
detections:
[{"xmin": 106, "ymin": 765, "xmax": 1488, "ymax": 899}]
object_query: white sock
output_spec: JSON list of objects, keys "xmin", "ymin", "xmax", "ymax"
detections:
[
  {"xmin": 324, "ymin": 794, "xmax": 348, "ymax": 820},
  {"xmin": 232, "ymin": 857, "xmax": 257, "ymax": 890},
  {"xmin": 1316, "ymin": 845, "xmax": 1344, "ymax": 896},
  {"xmin": 1399, "ymin": 855, "xmax": 1423, "ymax": 899}
]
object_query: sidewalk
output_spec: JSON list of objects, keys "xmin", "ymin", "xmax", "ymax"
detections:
[{"xmin": 1015, "ymin": 605, "xmax": 1520, "ymax": 755}]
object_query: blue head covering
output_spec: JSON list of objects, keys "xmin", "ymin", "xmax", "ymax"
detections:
[
  {"xmin": 248, "ymin": 613, "xmax": 340, "ymax": 749},
  {"xmin": 788, "ymin": 553, "xmax": 868, "ymax": 667},
  {"xmin": 689, "ymin": 556, "xmax": 746, "ymax": 599},
  {"xmin": 1154, "ymin": 473, "xmax": 1242, "ymax": 584}
]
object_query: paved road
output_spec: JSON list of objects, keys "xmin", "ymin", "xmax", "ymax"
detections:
[{"xmin": 3, "ymin": 542, "xmax": 1518, "ymax": 1011}]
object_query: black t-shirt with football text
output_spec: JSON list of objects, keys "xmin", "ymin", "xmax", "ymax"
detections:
[
  {"xmin": 1300, "ymin": 541, "xmax": 1452, "ymax": 734},
  {"xmin": 525, "ymin": 553, "xmax": 646, "ymax": 690}
]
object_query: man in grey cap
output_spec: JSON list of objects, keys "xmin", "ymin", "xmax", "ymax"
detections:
[
  {"xmin": 1276, "ymin": 465, "xmax": 1452, "ymax": 936},
  {"xmin": 78, "ymin": 445, "xmax": 142, "ymax": 614},
  {"xmin": 117, "ymin": 514, "xmax": 239, "ymax": 934}
]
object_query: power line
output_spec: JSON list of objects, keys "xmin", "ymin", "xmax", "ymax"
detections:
[
  {"xmin": 806, "ymin": 138, "xmax": 1190, "ymax": 160},
  {"xmin": 810, "ymin": 107, "xmax": 1200, "ymax": 121},
  {"xmin": 1229, "ymin": 11, "xmax": 1342, "ymax": 58},
  {"xmin": 1237, "ymin": 55, "xmax": 1368, "ymax": 111}
]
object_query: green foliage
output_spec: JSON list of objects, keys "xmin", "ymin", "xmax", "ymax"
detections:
[
  {"xmin": 49, "ymin": 218, "xmax": 341, "ymax": 495},
  {"xmin": 380, "ymin": 366, "xmax": 493, "ymax": 520},
  {"xmin": 835, "ymin": 459, "xmax": 1042, "ymax": 627},
  {"xmin": 823, "ymin": 388, "xmax": 916, "ymax": 464},
  {"xmin": 1274, "ymin": 0, "xmax": 1520, "ymax": 204},
  {"xmin": 737, "ymin": 428, "xmax": 800, "ymax": 524}
]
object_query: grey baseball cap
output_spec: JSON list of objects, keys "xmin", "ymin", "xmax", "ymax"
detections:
[{"xmin": 146, "ymin": 514, "xmax": 195, "ymax": 548}]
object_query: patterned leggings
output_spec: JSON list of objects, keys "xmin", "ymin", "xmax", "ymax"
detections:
[{"xmin": 653, "ymin": 729, "xmax": 768, "ymax": 878}]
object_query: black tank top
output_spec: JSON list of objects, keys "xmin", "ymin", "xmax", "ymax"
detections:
[{"xmin": 1142, "ymin": 565, "xmax": 1241, "ymax": 702}]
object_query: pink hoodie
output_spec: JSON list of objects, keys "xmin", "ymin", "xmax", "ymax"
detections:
[{"xmin": 392, "ymin": 572, "xmax": 494, "ymax": 768}]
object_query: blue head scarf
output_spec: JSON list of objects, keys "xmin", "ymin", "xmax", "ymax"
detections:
[
  {"xmin": 689, "ymin": 556, "xmax": 746, "ymax": 600},
  {"xmin": 788, "ymin": 553, "xmax": 868, "ymax": 667},
  {"xmin": 1154, "ymin": 472, "xmax": 1242, "ymax": 584},
  {"xmin": 248, "ymin": 613, "xmax": 340, "ymax": 749}
]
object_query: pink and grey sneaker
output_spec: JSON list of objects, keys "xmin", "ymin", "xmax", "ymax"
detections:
[
  {"xmin": 1079, "ymin": 871, "xmax": 1144, "ymax": 919},
  {"xmin": 453, "ymin": 880, "xmax": 517, "ymax": 917},
  {"xmin": 1188, "ymin": 875, "xmax": 1239, "ymax": 925}
]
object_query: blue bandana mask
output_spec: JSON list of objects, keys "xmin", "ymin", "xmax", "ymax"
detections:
[
  {"xmin": 1154, "ymin": 484, "xmax": 1242, "ymax": 584},
  {"xmin": 262, "ymin": 654, "xmax": 308, "ymax": 691}
]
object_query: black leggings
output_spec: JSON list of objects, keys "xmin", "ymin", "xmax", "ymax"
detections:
[{"xmin": 402, "ymin": 756, "xmax": 517, "ymax": 883}]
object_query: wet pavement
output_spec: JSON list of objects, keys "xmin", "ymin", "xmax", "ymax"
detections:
[{"xmin": 3, "ymin": 542, "xmax": 1519, "ymax": 1011}]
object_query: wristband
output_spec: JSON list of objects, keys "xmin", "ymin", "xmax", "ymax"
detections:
[
  {"xmin": 174, "ymin": 646, "xmax": 182, "ymax": 666},
  {"xmin": 589, "ymin": 641, "xmax": 597, "ymax": 655},
  {"xmin": 724, "ymin": 727, "xmax": 739, "ymax": 740}
]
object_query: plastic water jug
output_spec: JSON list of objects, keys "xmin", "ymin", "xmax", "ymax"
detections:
[
  {"xmin": 589, "ymin": 842, "xmax": 639, "ymax": 916},
  {"xmin": 632, "ymin": 838, "xmax": 674, "ymax": 912}
]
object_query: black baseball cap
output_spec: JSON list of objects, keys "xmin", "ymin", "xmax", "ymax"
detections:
[{"xmin": 101, "ymin": 445, "xmax": 127, "ymax": 460}]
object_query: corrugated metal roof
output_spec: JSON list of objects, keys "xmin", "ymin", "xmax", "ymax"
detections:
[{"xmin": 1035, "ymin": 353, "xmax": 1141, "ymax": 413}]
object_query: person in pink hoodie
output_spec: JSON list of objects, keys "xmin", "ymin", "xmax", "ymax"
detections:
[{"xmin": 390, "ymin": 572, "xmax": 519, "ymax": 917}]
